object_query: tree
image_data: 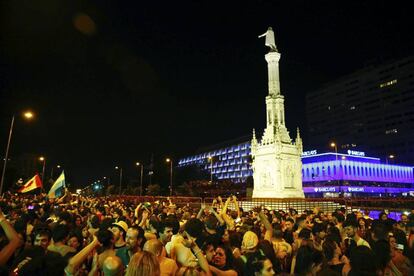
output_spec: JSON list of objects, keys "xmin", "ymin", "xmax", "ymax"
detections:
[
  {"xmin": 106, "ymin": 185, "xmax": 116, "ymax": 196},
  {"xmin": 146, "ymin": 184, "xmax": 161, "ymax": 196},
  {"xmin": 174, "ymin": 164, "xmax": 210, "ymax": 186}
]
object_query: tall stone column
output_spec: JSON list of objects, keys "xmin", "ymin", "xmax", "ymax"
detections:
[{"xmin": 252, "ymin": 27, "xmax": 304, "ymax": 199}]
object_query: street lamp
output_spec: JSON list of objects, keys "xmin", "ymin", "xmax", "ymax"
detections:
[
  {"xmin": 103, "ymin": 176, "xmax": 110, "ymax": 186},
  {"xmin": 330, "ymin": 142, "xmax": 338, "ymax": 160},
  {"xmin": 50, "ymin": 164, "xmax": 62, "ymax": 179},
  {"xmin": 386, "ymin": 154, "xmax": 395, "ymax": 164},
  {"xmin": 23, "ymin": 112, "xmax": 34, "ymax": 119},
  {"xmin": 136, "ymin": 162, "xmax": 144, "ymax": 196},
  {"xmin": 208, "ymin": 156, "xmax": 213, "ymax": 184},
  {"xmin": 330, "ymin": 142, "xmax": 340, "ymax": 195},
  {"xmin": 166, "ymin": 158, "xmax": 173, "ymax": 196},
  {"xmin": 115, "ymin": 166, "xmax": 123, "ymax": 195},
  {"xmin": 39, "ymin": 156, "xmax": 46, "ymax": 185},
  {"xmin": 0, "ymin": 110, "xmax": 34, "ymax": 195}
]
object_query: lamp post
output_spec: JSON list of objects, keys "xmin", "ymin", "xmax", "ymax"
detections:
[
  {"xmin": 115, "ymin": 166, "xmax": 123, "ymax": 195},
  {"xmin": 330, "ymin": 142, "xmax": 338, "ymax": 161},
  {"xmin": 136, "ymin": 162, "xmax": 144, "ymax": 196},
  {"xmin": 50, "ymin": 164, "xmax": 61, "ymax": 179},
  {"xmin": 330, "ymin": 142, "xmax": 340, "ymax": 195},
  {"xmin": 0, "ymin": 111, "xmax": 34, "ymax": 195},
  {"xmin": 166, "ymin": 158, "xmax": 173, "ymax": 196},
  {"xmin": 386, "ymin": 154, "xmax": 395, "ymax": 164},
  {"xmin": 39, "ymin": 156, "xmax": 46, "ymax": 185},
  {"xmin": 208, "ymin": 156, "xmax": 213, "ymax": 184}
]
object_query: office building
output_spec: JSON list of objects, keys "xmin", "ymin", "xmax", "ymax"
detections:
[{"xmin": 306, "ymin": 55, "xmax": 414, "ymax": 164}]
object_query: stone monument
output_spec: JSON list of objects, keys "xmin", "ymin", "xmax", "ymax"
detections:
[{"xmin": 251, "ymin": 27, "xmax": 305, "ymax": 198}]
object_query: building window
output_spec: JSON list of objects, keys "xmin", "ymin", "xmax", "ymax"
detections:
[
  {"xmin": 379, "ymin": 79, "xmax": 397, "ymax": 88},
  {"xmin": 385, "ymin": 129, "xmax": 398, "ymax": 134}
]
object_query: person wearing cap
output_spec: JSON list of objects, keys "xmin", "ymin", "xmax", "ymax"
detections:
[{"xmin": 111, "ymin": 221, "xmax": 128, "ymax": 251}]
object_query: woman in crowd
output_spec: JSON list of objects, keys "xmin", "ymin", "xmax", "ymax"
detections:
[
  {"xmin": 125, "ymin": 251, "xmax": 160, "ymax": 276},
  {"xmin": 245, "ymin": 253, "xmax": 275, "ymax": 276},
  {"xmin": 321, "ymin": 238, "xmax": 345, "ymax": 275},
  {"xmin": 357, "ymin": 217, "xmax": 368, "ymax": 240},
  {"xmin": 294, "ymin": 245, "xmax": 323, "ymax": 276},
  {"xmin": 208, "ymin": 243, "xmax": 238, "ymax": 276}
]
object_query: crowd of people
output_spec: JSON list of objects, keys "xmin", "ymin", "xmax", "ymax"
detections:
[{"xmin": 0, "ymin": 191, "xmax": 413, "ymax": 275}]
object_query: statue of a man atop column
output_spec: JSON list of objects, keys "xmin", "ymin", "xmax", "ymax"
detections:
[{"xmin": 258, "ymin": 27, "xmax": 277, "ymax": 52}]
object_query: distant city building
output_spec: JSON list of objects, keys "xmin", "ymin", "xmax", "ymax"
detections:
[
  {"xmin": 302, "ymin": 150, "xmax": 414, "ymax": 197},
  {"xmin": 306, "ymin": 55, "xmax": 414, "ymax": 164},
  {"xmin": 178, "ymin": 147, "xmax": 414, "ymax": 197},
  {"xmin": 178, "ymin": 137, "xmax": 252, "ymax": 183}
]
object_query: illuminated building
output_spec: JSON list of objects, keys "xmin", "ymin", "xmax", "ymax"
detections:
[
  {"xmin": 302, "ymin": 150, "xmax": 414, "ymax": 197},
  {"xmin": 178, "ymin": 147, "xmax": 414, "ymax": 197},
  {"xmin": 306, "ymin": 55, "xmax": 414, "ymax": 164},
  {"xmin": 178, "ymin": 137, "xmax": 252, "ymax": 183}
]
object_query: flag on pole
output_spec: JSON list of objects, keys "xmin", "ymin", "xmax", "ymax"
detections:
[
  {"xmin": 48, "ymin": 171, "xmax": 66, "ymax": 198},
  {"xmin": 18, "ymin": 174, "xmax": 43, "ymax": 193}
]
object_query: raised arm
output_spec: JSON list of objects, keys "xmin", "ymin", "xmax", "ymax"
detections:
[
  {"xmin": 138, "ymin": 209, "xmax": 149, "ymax": 228},
  {"xmin": 232, "ymin": 195, "xmax": 241, "ymax": 219},
  {"xmin": 0, "ymin": 211, "xmax": 22, "ymax": 265},
  {"xmin": 220, "ymin": 197, "xmax": 235, "ymax": 230},
  {"xmin": 217, "ymin": 196, "xmax": 224, "ymax": 209},
  {"xmin": 257, "ymin": 208, "xmax": 272, "ymax": 242},
  {"xmin": 66, "ymin": 234, "xmax": 100, "ymax": 274},
  {"xmin": 209, "ymin": 206, "xmax": 225, "ymax": 226},
  {"xmin": 197, "ymin": 204, "xmax": 206, "ymax": 220},
  {"xmin": 184, "ymin": 234, "xmax": 211, "ymax": 276},
  {"xmin": 134, "ymin": 203, "xmax": 142, "ymax": 224},
  {"xmin": 221, "ymin": 197, "xmax": 231, "ymax": 215}
]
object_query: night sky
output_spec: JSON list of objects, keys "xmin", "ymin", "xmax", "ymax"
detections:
[{"xmin": 1, "ymin": 1, "xmax": 413, "ymax": 187}]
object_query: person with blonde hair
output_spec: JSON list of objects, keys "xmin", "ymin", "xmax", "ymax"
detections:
[{"xmin": 125, "ymin": 251, "xmax": 160, "ymax": 276}]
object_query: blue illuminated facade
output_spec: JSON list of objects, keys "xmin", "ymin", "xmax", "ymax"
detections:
[
  {"xmin": 302, "ymin": 153, "xmax": 413, "ymax": 184},
  {"xmin": 178, "ymin": 143, "xmax": 414, "ymax": 196},
  {"xmin": 302, "ymin": 152, "xmax": 414, "ymax": 197},
  {"xmin": 178, "ymin": 141, "xmax": 252, "ymax": 183}
]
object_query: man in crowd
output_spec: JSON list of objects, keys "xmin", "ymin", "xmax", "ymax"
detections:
[
  {"xmin": 111, "ymin": 221, "xmax": 128, "ymax": 251},
  {"xmin": 102, "ymin": 256, "xmax": 124, "ymax": 276},
  {"xmin": 116, "ymin": 225, "xmax": 146, "ymax": 266},
  {"xmin": 283, "ymin": 217, "xmax": 295, "ymax": 244},
  {"xmin": 47, "ymin": 224, "xmax": 76, "ymax": 257},
  {"xmin": 144, "ymin": 238, "xmax": 178, "ymax": 275},
  {"xmin": 343, "ymin": 219, "xmax": 371, "ymax": 248},
  {"xmin": 33, "ymin": 228, "xmax": 51, "ymax": 250},
  {"xmin": 157, "ymin": 217, "xmax": 177, "ymax": 246}
]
